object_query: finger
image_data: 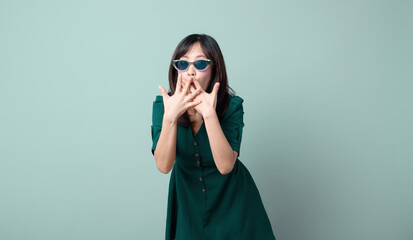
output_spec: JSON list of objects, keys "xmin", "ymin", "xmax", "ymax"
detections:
[
  {"xmin": 182, "ymin": 78, "xmax": 192, "ymax": 95},
  {"xmin": 158, "ymin": 86, "xmax": 169, "ymax": 99},
  {"xmin": 184, "ymin": 87, "xmax": 202, "ymax": 102},
  {"xmin": 176, "ymin": 73, "xmax": 182, "ymax": 93},
  {"xmin": 188, "ymin": 84, "xmax": 197, "ymax": 94},
  {"xmin": 184, "ymin": 77, "xmax": 195, "ymax": 94},
  {"xmin": 186, "ymin": 98, "xmax": 202, "ymax": 108},
  {"xmin": 193, "ymin": 78, "xmax": 202, "ymax": 90},
  {"xmin": 212, "ymin": 82, "xmax": 220, "ymax": 96}
]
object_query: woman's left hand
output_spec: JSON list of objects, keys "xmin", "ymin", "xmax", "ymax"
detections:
[{"xmin": 188, "ymin": 78, "xmax": 220, "ymax": 118}]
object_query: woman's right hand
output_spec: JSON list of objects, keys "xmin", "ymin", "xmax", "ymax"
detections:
[{"xmin": 158, "ymin": 73, "xmax": 202, "ymax": 123}]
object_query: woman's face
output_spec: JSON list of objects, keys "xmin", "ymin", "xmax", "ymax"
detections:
[{"xmin": 178, "ymin": 42, "xmax": 212, "ymax": 91}]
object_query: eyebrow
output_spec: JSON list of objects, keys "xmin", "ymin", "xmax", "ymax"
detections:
[{"xmin": 181, "ymin": 54, "xmax": 206, "ymax": 59}]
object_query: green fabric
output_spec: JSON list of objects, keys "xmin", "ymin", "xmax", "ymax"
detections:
[{"xmin": 151, "ymin": 94, "xmax": 276, "ymax": 240}]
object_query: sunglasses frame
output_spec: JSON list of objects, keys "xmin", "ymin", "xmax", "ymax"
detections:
[{"xmin": 171, "ymin": 59, "xmax": 213, "ymax": 71}]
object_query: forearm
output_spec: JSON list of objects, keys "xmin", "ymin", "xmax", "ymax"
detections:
[
  {"xmin": 154, "ymin": 114, "xmax": 177, "ymax": 174},
  {"xmin": 203, "ymin": 110, "xmax": 237, "ymax": 175}
]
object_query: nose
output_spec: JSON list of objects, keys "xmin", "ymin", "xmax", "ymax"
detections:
[{"xmin": 186, "ymin": 63, "xmax": 196, "ymax": 77}]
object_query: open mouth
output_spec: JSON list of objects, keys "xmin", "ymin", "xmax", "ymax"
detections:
[{"xmin": 182, "ymin": 79, "xmax": 196, "ymax": 86}]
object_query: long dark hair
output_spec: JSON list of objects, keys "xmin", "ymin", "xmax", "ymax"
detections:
[{"xmin": 168, "ymin": 34, "xmax": 236, "ymax": 126}]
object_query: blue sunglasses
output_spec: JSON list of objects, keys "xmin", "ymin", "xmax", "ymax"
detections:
[{"xmin": 172, "ymin": 59, "xmax": 212, "ymax": 71}]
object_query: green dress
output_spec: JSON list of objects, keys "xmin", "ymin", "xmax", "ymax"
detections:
[{"xmin": 151, "ymin": 94, "xmax": 276, "ymax": 240}]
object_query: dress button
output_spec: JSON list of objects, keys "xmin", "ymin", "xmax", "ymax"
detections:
[
  {"xmin": 195, "ymin": 153, "xmax": 199, "ymax": 157},
  {"xmin": 194, "ymin": 141, "xmax": 197, "ymax": 146},
  {"xmin": 202, "ymin": 189, "xmax": 206, "ymax": 192},
  {"xmin": 199, "ymin": 177, "xmax": 203, "ymax": 181}
]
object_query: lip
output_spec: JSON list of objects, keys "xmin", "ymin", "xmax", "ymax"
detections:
[{"xmin": 182, "ymin": 79, "xmax": 197, "ymax": 84}]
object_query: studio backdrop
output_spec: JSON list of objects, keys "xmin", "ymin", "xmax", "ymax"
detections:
[{"xmin": 0, "ymin": 0, "xmax": 412, "ymax": 239}]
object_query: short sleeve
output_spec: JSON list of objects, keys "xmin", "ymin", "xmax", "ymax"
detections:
[
  {"xmin": 151, "ymin": 95, "xmax": 164, "ymax": 155},
  {"xmin": 221, "ymin": 95, "xmax": 245, "ymax": 157}
]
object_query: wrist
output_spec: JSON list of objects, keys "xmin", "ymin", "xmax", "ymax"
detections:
[
  {"xmin": 203, "ymin": 108, "xmax": 217, "ymax": 120},
  {"xmin": 163, "ymin": 113, "xmax": 178, "ymax": 126}
]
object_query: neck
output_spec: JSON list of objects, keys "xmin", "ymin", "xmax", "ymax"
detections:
[{"xmin": 187, "ymin": 108, "xmax": 201, "ymax": 120}]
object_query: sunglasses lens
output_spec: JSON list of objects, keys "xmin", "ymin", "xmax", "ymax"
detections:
[
  {"xmin": 174, "ymin": 60, "xmax": 189, "ymax": 71},
  {"xmin": 194, "ymin": 60, "xmax": 210, "ymax": 70},
  {"xmin": 173, "ymin": 60, "xmax": 211, "ymax": 71}
]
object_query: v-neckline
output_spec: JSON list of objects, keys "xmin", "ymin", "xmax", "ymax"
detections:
[{"xmin": 191, "ymin": 120, "xmax": 204, "ymax": 137}]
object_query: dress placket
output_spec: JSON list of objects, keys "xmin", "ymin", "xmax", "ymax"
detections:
[{"xmin": 192, "ymin": 126, "xmax": 208, "ymax": 228}]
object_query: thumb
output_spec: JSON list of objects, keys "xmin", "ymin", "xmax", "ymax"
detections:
[{"xmin": 158, "ymin": 86, "xmax": 169, "ymax": 100}]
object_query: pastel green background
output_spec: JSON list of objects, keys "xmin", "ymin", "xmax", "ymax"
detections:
[{"xmin": 0, "ymin": 0, "xmax": 412, "ymax": 239}]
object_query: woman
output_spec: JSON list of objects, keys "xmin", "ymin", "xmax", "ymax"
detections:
[{"xmin": 151, "ymin": 34, "xmax": 276, "ymax": 240}]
